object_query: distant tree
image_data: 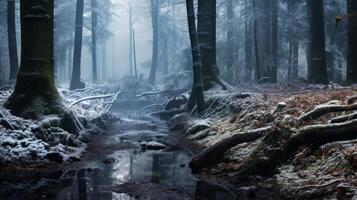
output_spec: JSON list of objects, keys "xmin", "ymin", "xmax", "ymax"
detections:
[
  {"xmin": 271, "ymin": 0, "xmax": 278, "ymax": 83},
  {"xmin": 287, "ymin": 0, "xmax": 299, "ymax": 80},
  {"xmin": 7, "ymin": 0, "xmax": 19, "ymax": 80},
  {"xmin": 225, "ymin": 0, "xmax": 234, "ymax": 83},
  {"xmin": 70, "ymin": 0, "xmax": 85, "ymax": 90},
  {"xmin": 128, "ymin": 0, "xmax": 134, "ymax": 76},
  {"xmin": 91, "ymin": 0, "xmax": 98, "ymax": 83},
  {"xmin": 252, "ymin": 0, "xmax": 261, "ymax": 81},
  {"xmin": 306, "ymin": 0, "xmax": 328, "ymax": 84},
  {"xmin": 149, "ymin": 0, "xmax": 159, "ymax": 84},
  {"xmin": 185, "ymin": 0, "xmax": 205, "ymax": 112},
  {"xmin": 347, "ymin": 0, "xmax": 357, "ymax": 83},
  {"xmin": 244, "ymin": 0, "xmax": 253, "ymax": 82},
  {"xmin": 5, "ymin": 0, "xmax": 63, "ymax": 119}
]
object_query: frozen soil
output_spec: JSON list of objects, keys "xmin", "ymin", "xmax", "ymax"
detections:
[{"xmin": 175, "ymin": 83, "xmax": 357, "ymax": 199}]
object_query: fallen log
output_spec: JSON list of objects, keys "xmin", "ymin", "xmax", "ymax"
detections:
[
  {"xmin": 190, "ymin": 126, "xmax": 272, "ymax": 172},
  {"xmin": 234, "ymin": 119, "xmax": 357, "ymax": 181},
  {"xmin": 298, "ymin": 103, "xmax": 357, "ymax": 121}
]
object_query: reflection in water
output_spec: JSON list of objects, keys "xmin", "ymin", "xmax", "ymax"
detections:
[{"xmin": 0, "ymin": 117, "xmax": 242, "ymax": 200}]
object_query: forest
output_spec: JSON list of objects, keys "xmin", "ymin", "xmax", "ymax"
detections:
[{"xmin": 0, "ymin": 0, "xmax": 356, "ymax": 199}]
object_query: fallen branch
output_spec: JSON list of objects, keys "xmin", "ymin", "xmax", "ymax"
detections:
[
  {"xmin": 298, "ymin": 103, "xmax": 357, "ymax": 121},
  {"xmin": 136, "ymin": 89, "xmax": 188, "ymax": 98},
  {"xmin": 70, "ymin": 92, "xmax": 122, "ymax": 107},
  {"xmin": 190, "ymin": 126, "xmax": 272, "ymax": 172}
]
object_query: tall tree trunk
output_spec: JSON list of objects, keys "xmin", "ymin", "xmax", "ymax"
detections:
[
  {"xmin": 101, "ymin": 42, "xmax": 106, "ymax": 80},
  {"xmin": 149, "ymin": 0, "xmax": 158, "ymax": 84},
  {"xmin": 244, "ymin": 0, "xmax": 252, "ymax": 82},
  {"xmin": 186, "ymin": 0, "xmax": 206, "ymax": 112},
  {"xmin": 307, "ymin": 0, "xmax": 328, "ymax": 84},
  {"xmin": 252, "ymin": 0, "xmax": 261, "ymax": 81},
  {"xmin": 347, "ymin": 0, "xmax": 357, "ymax": 83},
  {"xmin": 70, "ymin": 0, "xmax": 85, "ymax": 90},
  {"xmin": 5, "ymin": 0, "xmax": 63, "ymax": 119},
  {"xmin": 133, "ymin": 28, "xmax": 138, "ymax": 78},
  {"xmin": 7, "ymin": 0, "xmax": 19, "ymax": 80},
  {"xmin": 287, "ymin": 0, "xmax": 299, "ymax": 80},
  {"xmin": 128, "ymin": 0, "xmax": 133, "ymax": 76},
  {"xmin": 91, "ymin": 0, "xmax": 98, "ymax": 83},
  {"xmin": 197, "ymin": 0, "xmax": 224, "ymax": 90},
  {"xmin": 226, "ymin": 0, "xmax": 234, "ymax": 83},
  {"xmin": 271, "ymin": 0, "xmax": 278, "ymax": 83},
  {"xmin": 162, "ymin": 33, "xmax": 168, "ymax": 75}
]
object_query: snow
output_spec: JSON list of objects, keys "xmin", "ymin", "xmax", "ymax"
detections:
[{"xmin": 0, "ymin": 86, "xmax": 120, "ymax": 165}]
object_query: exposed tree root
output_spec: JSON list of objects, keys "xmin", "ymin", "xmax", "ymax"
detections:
[
  {"xmin": 298, "ymin": 103, "xmax": 357, "ymax": 121},
  {"xmin": 190, "ymin": 126, "xmax": 272, "ymax": 172},
  {"xmin": 329, "ymin": 112, "xmax": 357, "ymax": 123},
  {"xmin": 234, "ymin": 119, "xmax": 357, "ymax": 181}
]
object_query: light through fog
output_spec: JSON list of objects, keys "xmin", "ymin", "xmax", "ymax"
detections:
[{"xmin": 80, "ymin": 0, "xmax": 189, "ymax": 83}]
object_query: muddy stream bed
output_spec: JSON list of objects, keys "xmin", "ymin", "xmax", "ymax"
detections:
[{"xmin": 0, "ymin": 112, "xmax": 275, "ymax": 200}]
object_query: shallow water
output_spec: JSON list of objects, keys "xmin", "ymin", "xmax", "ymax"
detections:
[{"xmin": 1, "ymin": 115, "xmax": 244, "ymax": 200}]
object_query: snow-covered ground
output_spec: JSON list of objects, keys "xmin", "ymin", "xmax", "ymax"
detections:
[{"xmin": 0, "ymin": 86, "xmax": 119, "ymax": 165}]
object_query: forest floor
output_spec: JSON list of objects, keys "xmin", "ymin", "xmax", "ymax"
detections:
[{"xmin": 173, "ymin": 83, "xmax": 357, "ymax": 200}]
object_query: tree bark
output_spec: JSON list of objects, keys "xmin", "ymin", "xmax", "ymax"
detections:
[
  {"xmin": 7, "ymin": 0, "xmax": 19, "ymax": 80},
  {"xmin": 70, "ymin": 0, "xmax": 85, "ymax": 90},
  {"xmin": 244, "ymin": 0, "xmax": 252, "ymax": 81},
  {"xmin": 271, "ymin": 0, "xmax": 278, "ymax": 83},
  {"xmin": 5, "ymin": 0, "xmax": 63, "ymax": 119},
  {"xmin": 252, "ymin": 0, "xmax": 261, "ymax": 82},
  {"xmin": 226, "ymin": 0, "xmax": 234, "ymax": 83},
  {"xmin": 197, "ymin": 0, "xmax": 222, "ymax": 90},
  {"xmin": 347, "ymin": 0, "xmax": 357, "ymax": 83},
  {"xmin": 149, "ymin": 0, "xmax": 159, "ymax": 84},
  {"xmin": 307, "ymin": 0, "xmax": 328, "ymax": 84},
  {"xmin": 133, "ymin": 28, "xmax": 138, "ymax": 78},
  {"xmin": 91, "ymin": 0, "xmax": 98, "ymax": 83},
  {"xmin": 185, "ymin": 0, "xmax": 206, "ymax": 113},
  {"xmin": 128, "ymin": 0, "xmax": 133, "ymax": 76}
]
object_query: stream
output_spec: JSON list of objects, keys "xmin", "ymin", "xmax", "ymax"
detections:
[{"xmin": 0, "ymin": 113, "xmax": 274, "ymax": 200}]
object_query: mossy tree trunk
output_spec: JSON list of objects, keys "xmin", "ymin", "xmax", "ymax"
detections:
[
  {"xmin": 7, "ymin": 0, "xmax": 19, "ymax": 80},
  {"xmin": 70, "ymin": 0, "xmax": 85, "ymax": 90},
  {"xmin": 5, "ymin": 0, "xmax": 63, "ymax": 119}
]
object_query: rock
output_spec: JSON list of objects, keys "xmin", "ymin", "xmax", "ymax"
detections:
[
  {"xmin": 141, "ymin": 141, "xmax": 166, "ymax": 150},
  {"xmin": 45, "ymin": 152, "xmax": 63, "ymax": 163}
]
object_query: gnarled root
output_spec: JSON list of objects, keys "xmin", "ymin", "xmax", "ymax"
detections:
[
  {"xmin": 190, "ymin": 126, "xmax": 272, "ymax": 172},
  {"xmin": 234, "ymin": 120, "xmax": 357, "ymax": 181}
]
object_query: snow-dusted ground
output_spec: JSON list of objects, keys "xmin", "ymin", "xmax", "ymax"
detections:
[
  {"xmin": 0, "ymin": 86, "xmax": 119, "ymax": 165},
  {"xmin": 176, "ymin": 84, "xmax": 357, "ymax": 199}
]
